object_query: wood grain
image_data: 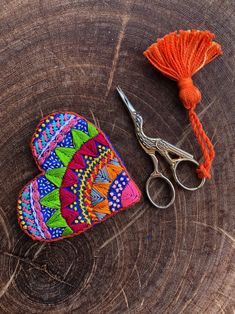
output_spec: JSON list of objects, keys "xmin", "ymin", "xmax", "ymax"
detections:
[{"xmin": 0, "ymin": 0, "xmax": 234, "ymax": 313}]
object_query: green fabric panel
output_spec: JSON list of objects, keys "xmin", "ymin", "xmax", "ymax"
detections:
[
  {"xmin": 62, "ymin": 226, "xmax": 73, "ymax": 236},
  {"xmin": 88, "ymin": 123, "xmax": 98, "ymax": 138},
  {"xmin": 46, "ymin": 210, "xmax": 68, "ymax": 228},
  {"xmin": 55, "ymin": 147, "xmax": 76, "ymax": 166},
  {"xmin": 45, "ymin": 167, "xmax": 66, "ymax": 187},
  {"xmin": 40, "ymin": 189, "xmax": 60, "ymax": 209},
  {"xmin": 71, "ymin": 129, "xmax": 90, "ymax": 149}
]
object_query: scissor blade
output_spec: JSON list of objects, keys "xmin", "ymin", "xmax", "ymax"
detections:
[{"xmin": 116, "ymin": 86, "xmax": 137, "ymax": 115}]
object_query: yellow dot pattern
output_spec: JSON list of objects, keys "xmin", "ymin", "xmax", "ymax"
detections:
[{"xmin": 77, "ymin": 149, "xmax": 113, "ymax": 224}]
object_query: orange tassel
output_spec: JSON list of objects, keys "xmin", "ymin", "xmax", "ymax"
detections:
[{"xmin": 144, "ymin": 30, "xmax": 223, "ymax": 179}]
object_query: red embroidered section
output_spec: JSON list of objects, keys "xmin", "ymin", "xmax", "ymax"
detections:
[
  {"xmin": 60, "ymin": 189, "xmax": 76, "ymax": 208},
  {"xmin": 59, "ymin": 133, "xmax": 114, "ymax": 229},
  {"xmin": 69, "ymin": 154, "xmax": 86, "ymax": 170},
  {"xmin": 61, "ymin": 169, "xmax": 78, "ymax": 187}
]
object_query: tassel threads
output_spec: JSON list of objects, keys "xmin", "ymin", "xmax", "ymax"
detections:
[{"xmin": 144, "ymin": 30, "xmax": 222, "ymax": 179}]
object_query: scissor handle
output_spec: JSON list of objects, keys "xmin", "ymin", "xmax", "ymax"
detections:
[
  {"xmin": 172, "ymin": 158, "xmax": 206, "ymax": 191},
  {"xmin": 146, "ymin": 172, "xmax": 175, "ymax": 209},
  {"xmin": 146, "ymin": 153, "xmax": 175, "ymax": 209}
]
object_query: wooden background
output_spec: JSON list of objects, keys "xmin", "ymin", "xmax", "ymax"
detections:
[{"xmin": 0, "ymin": 0, "xmax": 234, "ymax": 313}]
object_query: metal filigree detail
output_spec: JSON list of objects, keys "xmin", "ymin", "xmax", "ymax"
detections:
[{"xmin": 134, "ymin": 113, "xmax": 156, "ymax": 149}]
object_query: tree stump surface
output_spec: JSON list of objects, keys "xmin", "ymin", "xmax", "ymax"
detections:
[{"xmin": 0, "ymin": 1, "xmax": 234, "ymax": 313}]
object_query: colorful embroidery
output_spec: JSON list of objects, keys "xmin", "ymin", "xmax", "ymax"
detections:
[{"xmin": 17, "ymin": 112, "xmax": 141, "ymax": 241}]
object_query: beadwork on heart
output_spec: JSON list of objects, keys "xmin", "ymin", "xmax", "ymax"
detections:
[{"xmin": 17, "ymin": 112, "xmax": 141, "ymax": 241}]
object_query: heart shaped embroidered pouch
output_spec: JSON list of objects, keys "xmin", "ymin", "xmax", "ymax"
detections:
[{"xmin": 17, "ymin": 112, "xmax": 141, "ymax": 241}]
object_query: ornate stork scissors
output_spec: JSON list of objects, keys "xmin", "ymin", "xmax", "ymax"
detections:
[{"xmin": 116, "ymin": 87, "xmax": 206, "ymax": 209}]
